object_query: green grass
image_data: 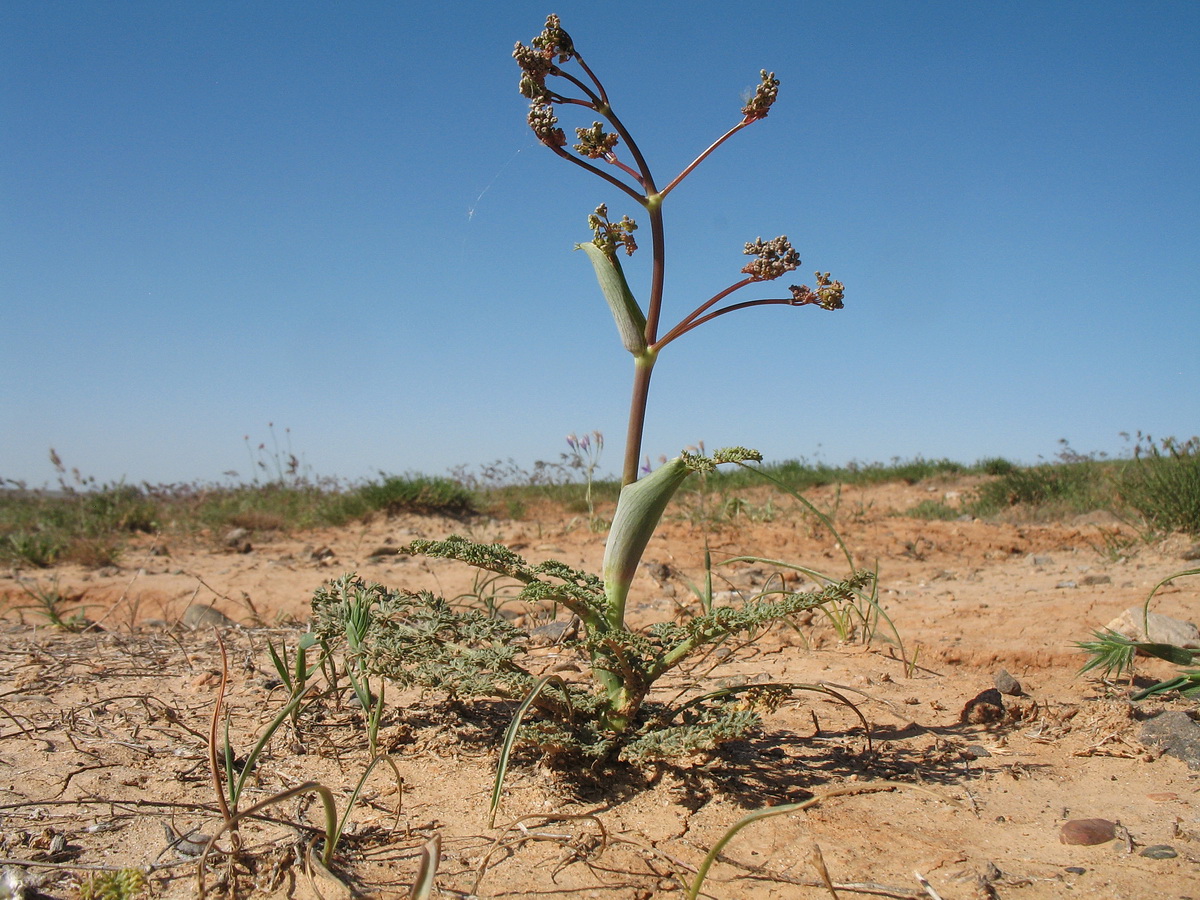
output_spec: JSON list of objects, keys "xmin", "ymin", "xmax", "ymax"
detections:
[
  {"xmin": 965, "ymin": 460, "xmax": 1118, "ymax": 519},
  {"xmin": 1119, "ymin": 435, "xmax": 1200, "ymax": 535},
  {"xmin": 706, "ymin": 455, "xmax": 968, "ymax": 493},
  {"xmin": 5, "ymin": 436, "xmax": 1198, "ymax": 569},
  {"xmin": 0, "ymin": 473, "xmax": 480, "ymax": 568}
]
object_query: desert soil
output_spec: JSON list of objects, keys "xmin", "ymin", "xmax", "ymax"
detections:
[{"xmin": 1, "ymin": 476, "xmax": 1197, "ymax": 899}]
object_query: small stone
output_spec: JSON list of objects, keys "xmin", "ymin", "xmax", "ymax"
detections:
[
  {"xmin": 1032, "ymin": 555, "xmax": 1054, "ymax": 566},
  {"xmin": 1181, "ymin": 543, "xmax": 1200, "ymax": 561},
  {"xmin": 1139, "ymin": 844, "xmax": 1177, "ymax": 859},
  {"xmin": 1059, "ymin": 818, "xmax": 1116, "ymax": 845},
  {"xmin": 1064, "ymin": 866, "xmax": 1086, "ymax": 875},
  {"xmin": 1104, "ymin": 608, "xmax": 1200, "ymax": 649},
  {"xmin": 529, "ymin": 619, "xmax": 579, "ymax": 646},
  {"xmin": 1056, "ymin": 580, "xmax": 1078, "ymax": 589},
  {"xmin": 182, "ymin": 605, "xmax": 237, "ymax": 629},
  {"xmin": 223, "ymin": 527, "xmax": 250, "ymax": 547},
  {"xmin": 1147, "ymin": 792, "xmax": 1179, "ymax": 802},
  {"xmin": 1080, "ymin": 574, "xmax": 1112, "ymax": 586},
  {"xmin": 1139, "ymin": 711, "xmax": 1200, "ymax": 769},
  {"xmin": 994, "ymin": 669, "xmax": 1023, "ymax": 696}
]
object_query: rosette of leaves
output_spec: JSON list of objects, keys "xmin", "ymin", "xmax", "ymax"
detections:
[{"xmin": 313, "ymin": 449, "xmax": 871, "ymax": 761}]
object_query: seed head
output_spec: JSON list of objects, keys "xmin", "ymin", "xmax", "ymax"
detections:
[
  {"xmin": 741, "ymin": 70, "xmax": 780, "ymax": 121},
  {"xmin": 790, "ymin": 272, "xmax": 845, "ymax": 310},
  {"xmin": 528, "ymin": 103, "xmax": 566, "ymax": 147},
  {"xmin": 741, "ymin": 235, "xmax": 800, "ymax": 281},
  {"xmin": 574, "ymin": 122, "xmax": 620, "ymax": 159},
  {"xmin": 532, "ymin": 14, "xmax": 575, "ymax": 62},
  {"xmin": 514, "ymin": 17, "xmax": 575, "ymax": 102},
  {"xmin": 588, "ymin": 204, "xmax": 638, "ymax": 257}
]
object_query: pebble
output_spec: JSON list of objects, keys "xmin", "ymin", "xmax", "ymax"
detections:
[
  {"xmin": 1104, "ymin": 608, "xmax": 1200, "ymax": 649},
  {"xmin": 1031, "ymin": 555, "xmax": 1054, "ymax": 566},
  {"xmin": 1139, "ymin": 845, "xmax": 1177, "ymax": 859},
  {"xmin": 1080, "ymin": 574, "xmax": 1112, "ymax": 586},
  {"xmin": 223, "ymin": 527, "xmax": 252, "ymax": 552},
  {"xmin": 1059, "ymin": 818, "xmax": 1116, "ymax": 845},
  {"xmin": 182, "ymin": 604, "xmax": 237, "ymax": 629},
  {"xmin": 1181, "ymin": 543, "xmax": 1200, "ymax": 561},
  {"xmin": 1064, "ymin": 866, "xmax": 1086, "ymax": 875},
  {"xmin": 993, "ymin": 669, "xmax": 1023, "ymax": 696},
  {"xmin": 1139, "ymin": 711, "xmax": 1200, "ymax": 769},
  {"xmin": 1055, "ymin": 580, "xmax": 1078, "ymax": 589}
]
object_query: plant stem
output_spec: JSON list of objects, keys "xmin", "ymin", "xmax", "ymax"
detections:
[
  {"xmin": 621, "ymin": 197, "xmax": 667, "ymax": 486},
  {"xmin": 622, "ymin": 354, "xmax": 657, "ymax": 486},
  {"xmin": 659, "ymin": 120, "xmax": 750, "ymax": 199}
]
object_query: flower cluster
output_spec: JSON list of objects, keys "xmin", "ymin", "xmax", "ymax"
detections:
[
  {"xmin": 513, "ymin": 14, "xmax": 575, "ymax": 102},
  {"xmin": 574, "ymin": 122, "xmax": 620, "ymax": 159},
  {"xmin": 789, "ymin": 272, "xmax": 845, "ymax": 310},
  {"xmin": 740, "ymin": 235, "xmax": 800, "ymax": 281},
  {"xmin": 588, "ymin": 204, "xmax": 639, "ymax": 257},
  {"xmin": 741, "ymin": 70, "xmax": 780, "ymax": 121},
  {"xmin": 527, "ymin": 104, "xmax": 566, "ymax": 147}
]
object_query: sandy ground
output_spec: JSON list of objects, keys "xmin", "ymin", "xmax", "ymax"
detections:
[{"xmin": 1, "ymin": 477, "xmax": 1197, "ymax": 899}]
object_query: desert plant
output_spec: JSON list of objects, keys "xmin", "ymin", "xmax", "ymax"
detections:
[
  {"xmin": 565, "ymin": 431, "xmax": 607, "ymax": 529},
  {"xmin": 77, "ymin": 867, "xmax": 148, "ymax": 900},
  {"xmin": 1120, "ymin": 433, "xmax": 1200, "ymax": 536},
  {"xmin": 1077, "ymin": 568, "xmax": 1200, "ymax": 698},
  {"xmin": 313, "ymin": 15, "xmax": 861, "ymax": 765},
  {"xmin": 14, "ymin": 577, "xmax": 90, "ymax": 631},
  {"xmin": 198, "ymin": 632, "xmax": 407, "ymax": 896},
  {"xmin": 355, "ymin": 474, "xmax": 476, "ymax": 517}
]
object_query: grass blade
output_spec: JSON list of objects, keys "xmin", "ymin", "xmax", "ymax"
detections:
[
  {"xmin": 409, "ymin": 834, "xmax": 442, "ymax": 900},
  {"xmin": 490, "ymin": 674, "xmax": 567, "ymax": 827}
]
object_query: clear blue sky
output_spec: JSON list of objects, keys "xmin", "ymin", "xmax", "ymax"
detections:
[{"xmin": 3, "ymin": 1, "xmax": 1197, "ymax": 487}]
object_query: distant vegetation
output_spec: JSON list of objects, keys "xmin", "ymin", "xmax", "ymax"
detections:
[{"xmin": 2, "ymin": 434, "xmax": 1197, "ymax": 569}]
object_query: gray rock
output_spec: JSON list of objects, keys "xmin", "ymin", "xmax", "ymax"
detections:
[
  {"xmin": 1056, "ymin": 580, "xmax": 1078, "ymax": 589},
  {"xmin": 1140, "ymin": 845, "xmax": 1178, "ymax": 859},
  {"xmin": 1080, "ymin": 574, "xmax": 1112, "ymax": 586},
  {"xmin": 1181, "ymin": 543, "xmax": 1200, "ymax": 561},
  {"xmin": 182, "ymin": 604, "xmax": 238, "ymax": 629},
  {"xmin": 1104, "ymin": 608, "xmax": 1200, "ymax": 649},
  {"xmin": 529, "ymin": 618, "xmax": 579, "ymax": 646},
  {"xmin": 223, "ymin": 527, "xmax": 250, "ymax": 546},
  {"xmin": 1140, "ymin": 711, "xmax": 1200, "ymax": 769},
  {"xmin": 994, "ymin": 669, "xmax": 1023, "ymax": 696},
  {"xmin": 1032, "ymin": 555, "xmax": 1055, "ymax": 566}
]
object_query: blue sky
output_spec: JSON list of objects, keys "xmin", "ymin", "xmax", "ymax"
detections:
[{"xmin": 3, "ymin": 1, "xmax": 1197, "ymax": 486}]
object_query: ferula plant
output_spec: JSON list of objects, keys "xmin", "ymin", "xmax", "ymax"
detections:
[{"xmin": 313, "ymin": 15, "xmax": 861, "ymax": 763}]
